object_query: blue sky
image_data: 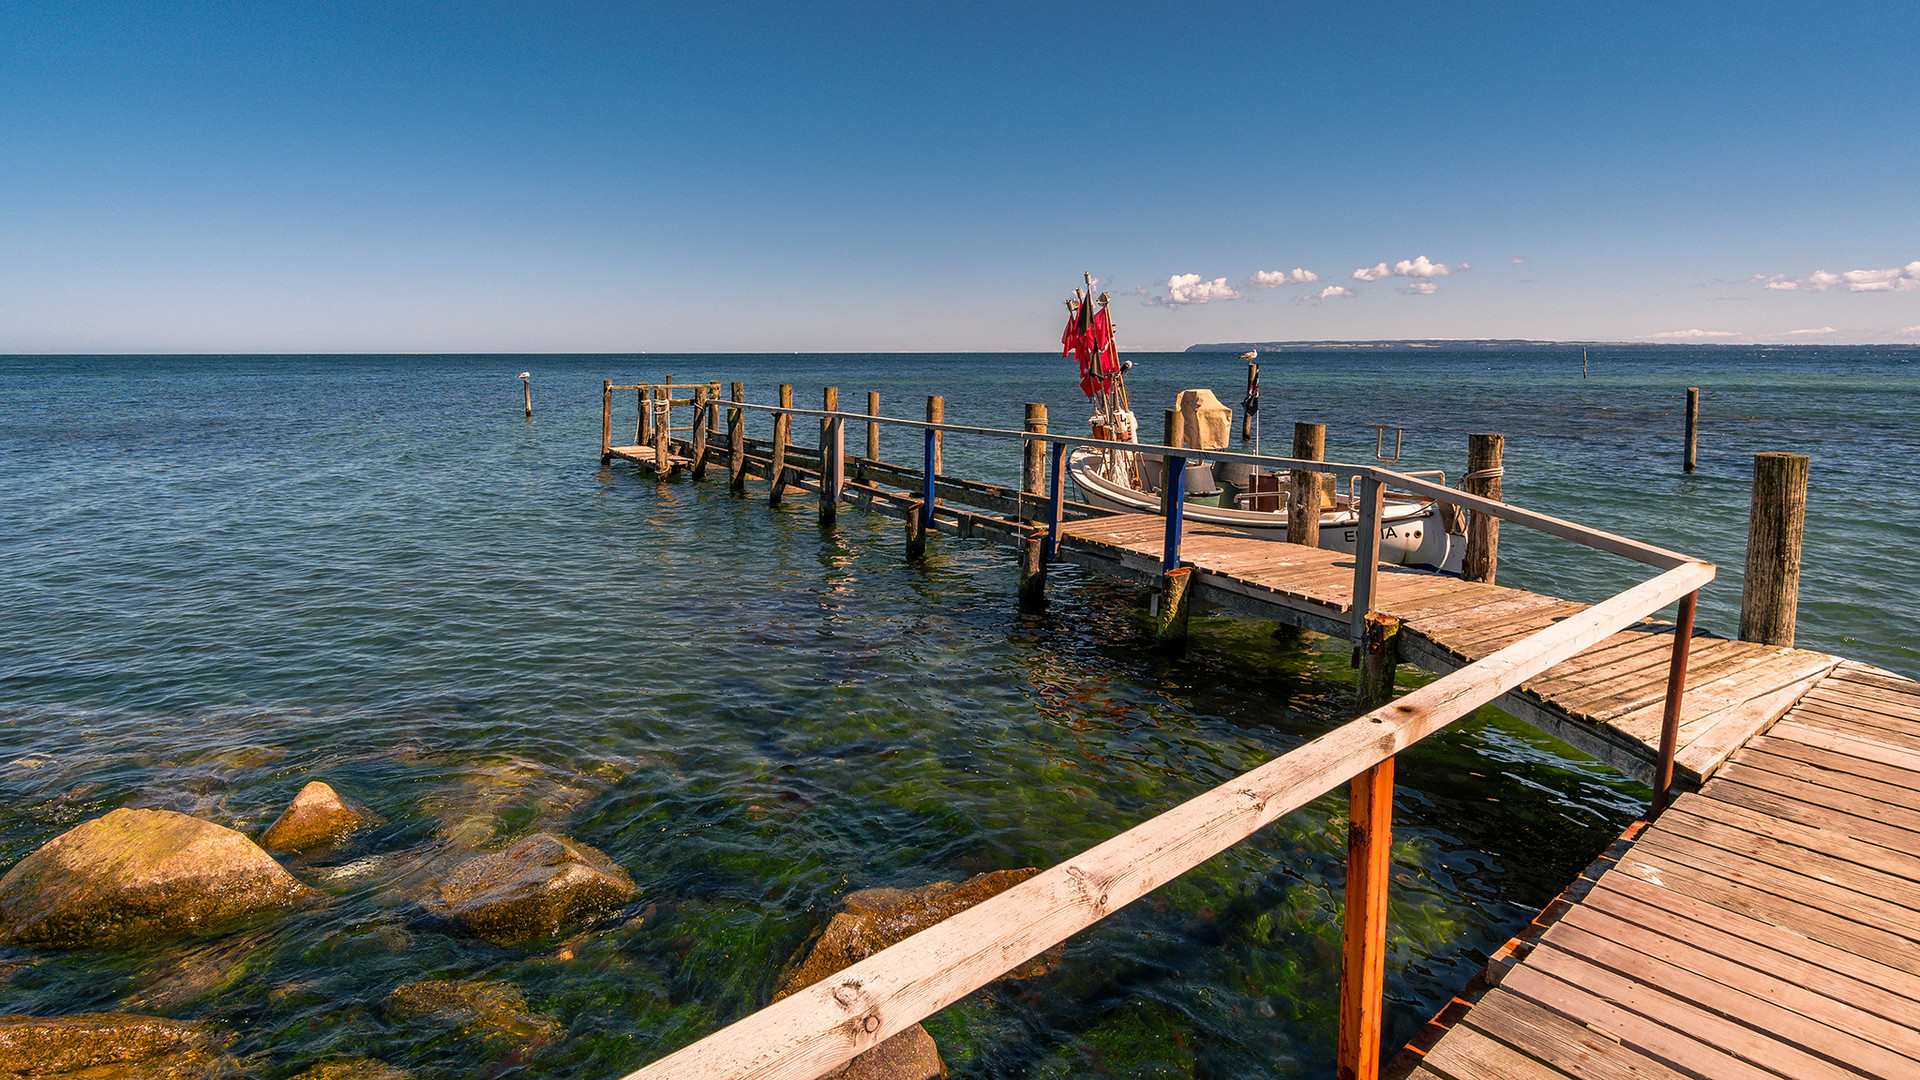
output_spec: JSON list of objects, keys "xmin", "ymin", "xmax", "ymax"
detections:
[{"xmin": 4, "ymin": 3, "xmax": 1917, "ymax": 352}]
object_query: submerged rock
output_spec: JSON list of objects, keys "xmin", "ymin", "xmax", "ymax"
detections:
[
  {"xmin": 0, "ymin": 1012, "xmax": 237, "ymax": 1078},
  {"xmin": 287, "ymin": 1058, "xmax": 413, "ymax": 1080},
  {"xmin": 777, "ymin": 868, "xmax": 1050, "ymax": 1080},
  {"xmin": 0, "ymin": 808, "xmax": 316, "ymax": 948},
  {"xmin": 259, "ymin": 781, "xmax": 381, "ymax": 854},
  {"xmin": 421, "ymin": 833, "xmax": 635, "ymax": 946},
  {"xmin": 383, "ymin": 979, "xmax": 561, "ymax": 1047}
]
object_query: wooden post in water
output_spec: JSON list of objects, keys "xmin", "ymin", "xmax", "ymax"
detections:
[
  {"xmin": 864, "ymin": 391, "xmax": 880, "ymax": 478},
  {"xmin": 1463, "ymin": 434, "xmax": 1504, "ymax": 584},
  {"xmin": 1684, "ymin": 387, "xmax": 1700, "ymax": 474},
  {"xmin": 1287, "ymin": 422, "xmax": 1325, "ymax": 549},
  {"xmin": 905, "ymin": 500, "xmax": 928, "ymax": 560},
  {"xmin": 1338, "ymin": 759, "xmax": 1393, "ymax": 1080},
  {"xmin": 521, "ymin": 372, "xmax": 532, "ymax": 417},
  {"xmin": 653, "ymin": 386, "xmax": 670, "ymax": 473},
  {"xmin": 690, "ymin": 385, "xmax": 710, "ymax": 480},
  {"xmin": 636, "ymin": 385, "xmax": 647, "ymax": 446},
  {"xmin": 1019, "ymin": 403, "xmax": 1049, "ymax": 608},
  {"xmin": 819, "ymin": 387, "xmax": 842, "ymax": 524},
  {"xmin": 600, "ymin": 381, "xmax": 612, "ymax": 462},
  {"xmin": 1739, "ymin": 452, "xmax": 1808, "ymax": 647},
  {"xmin": 1355, "ymin": 613, "xmax": 1401, "ymax": 711},
  {"xmin": 1241, "ymin": 361, "xmax": 1257, "ymax": 440},
  {"xmin": 926, "ymin": 396, "xmax": 944, "ymax": 509},
  {"xmin": 769, "ymin": 384, "xmax": 793, "ymax": 505},
  {"xmin": 1159, "ymin": 408, "xmax": 1185, "ymax": 516},
  {"xmin": 1350, "ymin": 476, "xmax": 1384, "ymax": 639},
  {"xmin": 727, "ymin": 383, "xmax": 746, "ymax": 492}
]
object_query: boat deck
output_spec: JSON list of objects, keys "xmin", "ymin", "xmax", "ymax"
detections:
[
  {"xmin": 1398, "ymin": 661, "xmax": 1920, "ymax": 1080},
  {"xmin": 1053, "ymin": 514, "xmax": 1839, "ymax": 787}
]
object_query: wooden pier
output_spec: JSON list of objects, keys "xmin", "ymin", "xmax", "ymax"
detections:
[{"xmin": 595, "ymin": 381, "xmax": 1897, "ymax": 1080}]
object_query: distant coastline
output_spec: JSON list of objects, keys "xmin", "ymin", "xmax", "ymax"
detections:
[{"xmin": 1183, "ymin": 339, "xmax": 1919, "ymax": 353}]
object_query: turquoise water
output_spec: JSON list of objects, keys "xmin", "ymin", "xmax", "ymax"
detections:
[{"xmin": 0, "ymin": 349, "xmax": 1911, "ymax": 1077}]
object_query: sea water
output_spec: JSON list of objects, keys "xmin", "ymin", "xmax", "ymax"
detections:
[{"xmin": 0, "ymin": 348, "xmax": 1911, "ymax": 1077}]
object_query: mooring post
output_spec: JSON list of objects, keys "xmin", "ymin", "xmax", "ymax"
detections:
[
  {"xmin": 1241, "ymin": 361, "xmax": 1258, "ymax": 441},
  {"xmin": 1338, "ymin": 757, "xmax": 1393, "ymax": 1080},
  {"xmin": 690, "ymin": 385, "xmax": 710, "ymax": 480},
  {"xmin": 1159, "ymin": 408, "xmax": 1185, "ymax": 516},
  {"xmin": 1044, "ymin": 441, "xmax": 1066, "ymax": 562},
  {"xmin": 1162, "ymin": 451, "xmax": 1186, "ymax": 574},
  {"xmin": 905, "ymin": 500, "xmax": 927, "ymax": 560},
  {"xmin": 595, "ymin": 380, "xmax": 610, "ymax": 461},
  {"xmin": 864, "ymin": 391, "xmax": 880, "ymax": 478},
  {"xmin": 727, "ymin": 383, "xmax": 746, "ymax": 492},
  {"xmin": 1684, "ymin": 387, "xmax": 1700, "ymax": 474},
  {"xmin": 769, "ymin": 384, "xmax": 793, "ymax": 505},
  {"xmin": 921, "ymin": 427, "xmax": 937, "ymax": 531},
  {"xmin": 1355, "ymin": 612, "xmax": 1401, "ymax": 711},
  {"xmin": 1288, "ymin": 422, "xmax": 1325, "ymax": 549},
  {"xmin": 653, "ymin": 386, "xmax": 669, "ymax": 474},
  {"xmin": 1350, "ymin": 475, "xmax": 1384, "ymax": 639},
  {"xmin": 521, "ymin": 372, "xmax": 532, "ymax": 418},
  {"xmin": 1739, "ymin": 452, "xmax": 1808, "ymax": 646},
  {"xmin": 1652, "ymin": 589, "xmax": 1700, "ymax": 815},
  {"xmin": 1463, "ymin": 433, "xmax": 1504, "ymax": 584},
  {"xmin": 1022, "ymin": 404, "xmax": 1047, "ymax": 520},
  {"xmin": 1153, "ymin": 567, "xmax": 1193, "ymax": 646},
  {"xmin": 926, "ymin": 396, "xmax": 944, "ymax": 509},
  {"xmin": 637, "ymin": 385, "xmax": 648, "ymax": 446},
  {"xmin": 819, "ymin": 387, "xmax": 842, "ymax": 524}
]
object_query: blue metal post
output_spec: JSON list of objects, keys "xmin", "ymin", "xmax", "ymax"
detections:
[
  {"xmin": 1045, "ymin": 441, "xmax": 1066, "ymax": 561},
  {"xmin": 1163, "ymin": 455, "xmax": 1186, "ymax": 573},
  {"xmin": 922, "ymin": 428, "xmax": 937, "ymax": 528}
]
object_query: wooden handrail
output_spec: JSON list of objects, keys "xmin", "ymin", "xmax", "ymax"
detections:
[{"xmin": 621, "ymin": 559, "xmax": 1714, "ymax": 1080}]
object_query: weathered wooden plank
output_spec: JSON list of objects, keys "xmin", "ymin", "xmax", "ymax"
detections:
[
  {"xmin": 1439, "ymin": 601, "xmax": 1594, "ymax": 657},
  {"xmin": 1747, "ymin": 733, "xmax": 1920, "ymax": 796},
  {"xmin": 1668, "ymin": 793, "xmax": 1920, "ymax": 886},
  {"xmin": 1580, "ymin": 640, "xmax": 1769, "ymax": 721},
  {"xmin": 1420, "ymin": 1023, "xmax": 1576, "ymax": 1080},
  {"xmin": 1540, "ymin": 637, "xmax": 1749, "ymax": 717},
  {"xmin": 1827, "ymin": 661, "xmax": 1920, "ymax": 694},
  {"xmin": 1591, "ymin": 872, "xmax": 1920, "ymax": 1015},
  {"xmin": 1496, "ymin": 963, "xmax": 1796, "ymax": 1080},
  {"xmin": 1769, "ymin": 717, "xmax": 1920, "ymax": 775},
  {"xmin": 1540, "ymin": 915, "xmax": 1920, "ymax": 1076},
  {"xmin": 1722, "ymin": 753, "xmax": 1920, "ymax": 830},
  {"xmin": 1704, "ymin": 776, "xmax": 1920, "ymax": 860},
  {"xmin": 1802, "ymin": 683, "xmax": 1920, "ymax": 725},
  {"xmin": 1782, "ymin": 701, "xmax": 1920, "ymax": 755},
  {"xmin": 1666, "ymin": 667, "xmax": 1834, "ymax": 783},
  {"xmin": 1639, "ymin": 811, "xmax": 1920, "ymax": 923},
  {"xmin": 1458, "ymin": 989, "xmax": 1691, "ymax": 1080}
]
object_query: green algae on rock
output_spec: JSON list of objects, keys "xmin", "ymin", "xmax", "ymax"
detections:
[
  {"xmin": 0, "ymin": 808, "xmax": 317, "ymax": 949},
  {"xmin": 259, "ymin": 781, "xmax": 382, "ymax": 854},
  {"xmin": 383, "ymin": 979, "xmax": 562, "ymax": 1047},
  {"xmin": 421, "ymin": 833, "xmax": 635, "ymax": 946},
  {"xmin": 287, "ymin": 1060, "xmax": 414, "ymax": 1080},
  {"xmin": 0, "ymin": 1012, "xmax": 238, "ymax": 1079}
]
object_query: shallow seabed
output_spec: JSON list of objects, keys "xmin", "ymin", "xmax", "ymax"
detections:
[{"xmin": 0, "ymin": 349, "xmax": 1908, "ymax": 1077}]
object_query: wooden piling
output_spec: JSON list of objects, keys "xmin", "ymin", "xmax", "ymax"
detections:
[
  {"xmin": 636, "ymin": 385, "xmax": 647, "ymax": 446},
  {"xmin": 926, "ymin": 396, "xmax": 944, "ymax": 508},
  {"xmin": 690, "ymin": 385, "xmax": 710, "ymax": 480},
  {"xmin": 1739, "ymin": 452, "xmax": 1808, "ymax": 647},
  {"xmin": 1684, "ymin": 387, "xmax": 1699, "ymax": 474},
  {"xmin": 1022, "ymin": 404, "xmax": 1047, "ymax": 520},
  {"xmin": 1287, "ymin": 422, "xmax": 1325, "ymax": 549},
  {"xmin": 652, "ymin": 386, "xmax": 669, "ymax": 474},
  {"xmin": 1338, "ymin": 758, "xmax": 1393, "ymax": 1080},
  {"xmin": 600, "ymin": 381, "xmax": 612, "ymax": 462},
  {"xmin": 522, "ymin": 374, "xmax": 532, "ymax": 418},
  {"xmin": 1019, "ymin": 526, "xmax": 1047, "ymax": 610},
  {"xmin": 769, "ymin": 384, "xmax": 793, "ymax": 505},
  {"xmin": 865, "ymin": 391, "xmax": 880, "ymax": 477},
  {"xmin": 1153, "ymin": 566, "xmax": 1193, "ymax": 647},
  {"xmin": 727, "ymin": 383, "xmax": 746, "ymax": 492},
  {"xmin": 819, "ymin": 387, "xmax": 842, "ymax": 524},
  {"xmin": 1350, "ymin": 476, "xmax": 1384, "ymax": 638},
  {"xmin": 905, "ymin": 500, "xmax": 928, "ymax": 560},
  {"xmin": 1241, "ymin": 361, "xmax": 1257, "ymax": 440},
  {"xmin": 1355, "ymin": 613, "xmax": 1401, "ymax": 711},
  {"xmin": 1463, "ymin": 433, "xmax": 1504, "ymax": 584}
]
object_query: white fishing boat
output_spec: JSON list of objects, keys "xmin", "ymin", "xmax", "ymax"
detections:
[{"xmin": 1057, "ymin": 281, "xmax": 1462, "ymax": 572}]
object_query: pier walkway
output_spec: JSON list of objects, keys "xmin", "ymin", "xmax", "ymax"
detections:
[
  {"xmin": 1055, "ymin": 514, "xmax": 1840, "ymax": 789},
  {"xmin": 1397, "ymin": 660, "xmax": 1920, "ymax": 1080}
]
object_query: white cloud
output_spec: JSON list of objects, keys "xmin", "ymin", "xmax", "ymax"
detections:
[
  {"xmin": 1645, "ymin": 329, "xmax": 1739, "ymax": 340},
  {"xmin": 1786, "ymin": 326, "xmax": 1837, "ymax": 336},
  {"xmin": 1752, "ymin": 261, "xmax": 1920, "ymax": 293},
  {"xmin": 1351, "ymin": 263, "xmax": 1391, "ymax": 282},
  {"xmin": 1402, "ymin": 281, "xmax": 1441, "ymax": 295},
  {"xmin": 1352, "ymin": 255, "xmax": 1465, "ymax": 291},
  {"xmin": 1393, "ymin": 255, "xmax": 1454, "ymax": 278},
  {"xmin": 1319, "ymin": 285, "xmax": 1356, "ymax": 299},
  {"xmin": 1150, "ymin": 273, "xmax": 1242, "ymax": 306},
  {"xmin": 1905, "ymin": 325, "xmax": 1920, "ymax": 334},
  {"xmin": 1246, "ymin": 268, "xmax": 1319, "ymax": 288},
  {"xmin": 1509, "ymin": 257, "xmax": 1526, "ymax": 265}
]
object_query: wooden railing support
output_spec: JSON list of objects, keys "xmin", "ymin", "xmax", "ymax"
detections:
[
  {"xmin": 1022, "ymin": 404, "xmax": 1047, "ymax": 520},
  {"xmin": 905, "ymin": 499, "xmax": 928, "ymax": 560},
  {"xmin": 1739, "ymin": 452, "xmax": 1807, "ymax": 647},
  {"xmin": 769, "ymin": 384, "xmax": 793, "ymax": 505},
  {"xmin": 600, "ymin": 380, "xmax": 612, "ymax": 462},
  {"xmin": 690, "ymin": 385, "xmax": 710, "ymax": 481},
  {"xmin": 652, "ymin": 386, "xmax": 669, "ymax": 474},
  {"xmin": 1463, "ymin": 433, "xmax": 1504, "ymax": 584},
  {"xmin": 727, "ymin": 383, "xmax": 746, "ymax": 492},
  {"xmin": 1338, "ymin": 757, "xmax": 1394, "ymax": 1080},
  {"xmin": 1651, "ymin": 589, "xmax": 1699, "ymax": 815},
  {"xmin": 1044, "ymin": 441, "xmax": 1066, "ymax": 562},
  {"xmin": 1288, "ymin": 422, "xmax": 1325, "ymax": 548},
  {"xmin": 1356, "ymin": 613, "xmax": 1401, "ymax": 712},
  {"xmin": 1350, "ymin": 475, "xmax": 1384, "ymax": 638},
  {"xmin": 1684, "ymin": 387, "xmax": 1699, "ymax": 474},
  {"xmin": 925, "ymin": 396, "xmax": 944, "ymax": 509},
  {"xmin": 1019, "ymin": 526, "xmax": 1047, "ymax": 611},
  {"xmin": 920, "ymin": 427, "xmax": 937, "ymax": 532},
  {"xmin": 1161, "ymin": 454, "xmax": 1186, "ymax": 573},
  {"xmin": 864, "ymin": 391, "xmax": 880, "ymax": 478},
  {"xmin": 819, "ymin": 387, "xmax": 841, "ymax": 523}
]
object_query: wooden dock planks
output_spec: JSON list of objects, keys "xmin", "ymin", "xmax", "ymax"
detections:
[
  {"xmin": 1053, "ymin": 514, "xmax": 1838, "ymax": 787},
  {"xmin": 1401, "ymin": 662, "xmax": 1920, "ymax": 1080}
]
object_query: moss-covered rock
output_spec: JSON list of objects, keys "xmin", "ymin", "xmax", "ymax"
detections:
[
  {"xmin": 259, "ymin": 782, "xmax": 382, "ymax": 854},
  {"xmin": 779, "ymin": 868, "xmax": 1054, "ymax": 996},
  {"xmin": 382, "ymin": 979, "xmax": 561, "ymax": 1047},
  {"xmin": 286, "ymin": 1057, "xmax": 413, "ymax": 1080},
  {"xmin": 0, "ymin": 1012, "xmax": 237, "ymax": 1078},
  {"xmin": 0, "ymin": 808, "xmax": 317, "ymax": 949},
  {"xmin": 421, "ymin": 833, "xmax": 635, "ymax": 946}
]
